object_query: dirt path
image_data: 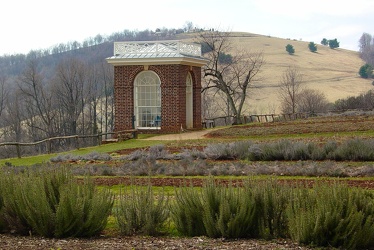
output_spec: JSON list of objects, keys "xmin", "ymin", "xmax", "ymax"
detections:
[{"xmin": 142, "ymin": 128, "xmax": 219, "ymax": 140}]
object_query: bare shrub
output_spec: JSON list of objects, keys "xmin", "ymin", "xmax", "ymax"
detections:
[{"xmin": 50, "ymin": 151, "xmax": 112, "ymax": 162}]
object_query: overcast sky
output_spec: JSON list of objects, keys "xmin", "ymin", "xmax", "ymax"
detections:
[{"xmin": 1, "ymin": 0, "xmax": 373, "ymax": 55}]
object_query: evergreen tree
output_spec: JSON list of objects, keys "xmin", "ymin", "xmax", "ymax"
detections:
[
  {"xmin": 286, "ymin": 44, "xmax": 295, "ymax": 55},
  {"xmin": 321, "ymin": 38, "xmax": 328, "ymax": 46},
  {"xmin": 359, "ymin": 64, "xmax": 373, "ymax": 78},
  {"xmin": 308, "ymin": 42, "xmax": 317, "ymax": 52},
  {"xmin": 328, "ymin": 38, "xmax": 340, "ymax": 49}
]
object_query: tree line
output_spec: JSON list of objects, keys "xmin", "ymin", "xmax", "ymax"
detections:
[
  {"xmin": 359, "ymin": 33, "xmax": 374, "ymax": 79},
  {"xmin": 0, "ymin": 58, "xmax": 114, "ymax": 157}
]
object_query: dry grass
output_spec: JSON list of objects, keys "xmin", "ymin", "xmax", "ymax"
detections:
[{"xmin": 180, "ymin": 32, "xmax": 373, "ymax": 114}]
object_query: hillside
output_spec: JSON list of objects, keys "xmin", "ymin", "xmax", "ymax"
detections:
[
  {"xmin": 1, "ymin": 30, "xmax": 371, "ymax": 116},
  {"xmin": 179, "ymin": 32, "xmax": 373, "ymax": 114}
]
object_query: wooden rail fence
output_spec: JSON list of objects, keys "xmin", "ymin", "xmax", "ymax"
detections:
[
  {"xmin": 205, "ymin": 112, "xmax": 312, "ymax": 127},
  {"xmin": 0, "ymin": 129, "xmax": 137, "ymax": 159}
]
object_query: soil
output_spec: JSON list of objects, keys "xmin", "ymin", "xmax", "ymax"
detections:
[
  {"xmin": 89, "ymin": 176, "xmax": 374, "ymax": 190},
  {"xmin": 0, "ymin": 234, "xmax": 312, "ymax": 250}
]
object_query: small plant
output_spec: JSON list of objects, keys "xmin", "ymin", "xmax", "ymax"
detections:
[
  {"xmin": 115, "ymin": 184, "xmax": 169, "ymax": 236},
  {"xmin": 171, "ymin": 182, "xmax": 205, "ymax": 236}
]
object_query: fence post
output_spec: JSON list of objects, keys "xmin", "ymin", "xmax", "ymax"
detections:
[
  {"xmin": 75, "ymin": 135, "xmax": 79, "ymax": 149},
  {"xmin": 97, "ymin": 133, "xmax": 102, "ymax": 146},
  {"xmin": 16, "ymin": 143, "xmax": 21, "ymax": 158},
  {"xmin": 47, "ymin": 139, "xmax": 51, "ymax": 154}
]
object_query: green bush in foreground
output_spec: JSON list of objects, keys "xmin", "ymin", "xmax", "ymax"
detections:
[
  {"xmin": 287, "ymin": 182, "xmax": 374, "ymax": 249},
  {"xmin": 171, "ymin": 178, "xmax": 290, "ymax": 239},
  {"xmin": 115, "ymin": 184, "xmax": 169, "ymax": 236},
  {"xmin": 0, "ymin": 168, "xmax": 114, "ymax": 238},
  {"xmin": 171, "ymin": 183, "xmax": 205, "ymax": 236},
  {"xmin": 171, "ymin": 178, "xmax": 374, "ymax": 249}
]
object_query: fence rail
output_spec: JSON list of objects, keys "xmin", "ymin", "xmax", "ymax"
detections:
[
  {"xmin": 205, "ymin": 112, "xmax": 313, "ymax": 127},
  {"xmin": 0, "ymin": 129, "xmax": 137, "ymax": 159}
]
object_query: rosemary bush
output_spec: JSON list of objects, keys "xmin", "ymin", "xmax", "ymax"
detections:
[
  {"xmin": 115, "ymin": 184, "xmax": 169, "ymax": 236},
  {"xmin": 172, "ymin": 178, "xmax": 290, "ymax": 239},
  {"xmin": 171, "ymin": 183, "xmax": 206, "ymax": 236},
  {"xmin": 250, "ymin": 179, "xmax": 290, "ymax": 239},
  {"xmin": 0, "ymin": 185, "xmax": 5, "ymax": 232},
  {"xmin": 287, "ymin": 182, "xmax": 374, "ymax": 249},
  {"xmin": 0, "ymin": 167, "xmax": 114, "ymax": 238}
]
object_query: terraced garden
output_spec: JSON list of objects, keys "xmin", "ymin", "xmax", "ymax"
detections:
[{"xmin": 2, "ymin": 113, "xmax": 374, "ymax": 249}]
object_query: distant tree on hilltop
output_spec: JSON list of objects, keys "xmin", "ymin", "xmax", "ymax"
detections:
[
  {"xmin": 328, "ymin": 39, "xmax": 340, "ymax": 49},
  {"xmin": 321, "ymin": 38, "xmax": 328, "ymax": 46},
  {"xmin": 286, "ymin": 44, "xmax": 295, "ymax": 55},
  {"xmin": 308, "ymin": 42, "xmax": 317, "ymax": 52}
]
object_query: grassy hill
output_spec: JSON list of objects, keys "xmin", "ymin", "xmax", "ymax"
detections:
[{"xmin": 180, "ymin": 32, "xmax": 373, "ymax": 114}]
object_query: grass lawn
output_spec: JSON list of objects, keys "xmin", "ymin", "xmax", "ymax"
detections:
[{"xmin": 0, "ymin": 138, "xmax": 165, "ymax": 166}]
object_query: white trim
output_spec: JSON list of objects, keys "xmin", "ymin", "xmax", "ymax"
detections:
[{"xmin": 107, "ymin": 57, "xmax": 208, "ymax": 67}]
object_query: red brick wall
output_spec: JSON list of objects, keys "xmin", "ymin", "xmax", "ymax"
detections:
[{"xmin": 114, "ymin": 64, "xmax": 202, "ymax": 133}]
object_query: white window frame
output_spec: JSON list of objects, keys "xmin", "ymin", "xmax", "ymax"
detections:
[{"xmin": 134, "ymin": 71, "xmax": 161, "ymax": 129}]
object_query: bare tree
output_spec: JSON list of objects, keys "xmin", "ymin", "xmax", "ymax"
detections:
[
  {"xmin": 98, "ymin": 62, "xmax": 114, "ymax": 136},
  {"xmin": 18, "ymin": 59, "xmax": 57, "ymax": 140},
  {"xmin": 3, "ymin": 89, "xmax": 25, "ymax": 143},
  {"xmin": 278, "ymin": 66, "xmax": 304, "ymax": 114},
  {"xmin": 359, "ymin": 33, "xmax": 372, "ymax": 52},
  {"xmin": 0, "ymin": 75, "xmax": 8, "ymax": 121},
  {"xmin": 199, "ymin": 30, "xmax": 265, "ymax": 124},
  {"xmin": 359, "ymin": 33, "xmax": 374, "ymax": 66},
  {"xmin": 54, "ymin": 58, "xmax": 86, "ymax": 135},
  {"xmin": 298, "ymin": 89, "xmax": 329, "ymax": 114}
]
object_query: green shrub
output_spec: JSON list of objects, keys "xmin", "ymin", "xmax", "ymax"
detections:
[
  {"xmin": 115, "ymin": 184, "xmax": 169, "ymax": 236},
  {"xmin": 0, "ymin": 167, "xmax": 114, "ymax": 238},
  {"xmin": 250, "ymin": 179, "xmax": 290, "ymax": 239},
  {"xmin": 200, "ymin": 178, "xmax": 260, "ymax": 238},
  {"xmin": 171, "ymin": 183, "xmax": 205, "ymax": 236},
  {"xmin": 172, "ymin": 178, "xmax": 290, "ymax": 239},
  {"xmin": 54, "ymin": 180, "xmax": 114, "ymax": 237},
  {"xmin": 287, "ymin": 182, "xmax": 374, "ymax": 249},
  {"xmin": 0, "ymin": 185, "xmax": 6, "ymax": 232}
]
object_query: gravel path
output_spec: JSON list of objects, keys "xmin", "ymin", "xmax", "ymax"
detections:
[{"xmin": 142, "ymin": 128, "xmax": 218, "ymax": 141}]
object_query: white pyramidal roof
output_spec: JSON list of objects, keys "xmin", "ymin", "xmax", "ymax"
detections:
[{"xmin": 106, "ymin": 40, "xmax": 208, "ymax": 66}]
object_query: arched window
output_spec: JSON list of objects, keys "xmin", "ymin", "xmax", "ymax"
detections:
[{"xmin": 134, "ymin": 71, "xmax": 161, "ymax": 128}]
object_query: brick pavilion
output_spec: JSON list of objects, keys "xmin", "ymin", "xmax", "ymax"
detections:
[{"xmin": 106, "ymin": 41, "xmax": 208, "ymax": 133}]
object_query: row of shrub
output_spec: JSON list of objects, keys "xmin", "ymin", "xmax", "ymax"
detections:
[
  {"xmin": 51, "ymin": 137, "xmax": 374, "ymax": 163},
  {"xmin": 116, "ymin": 178, "xmax": 374, "ymax": 249},
  {"xmin": 1, "ymin": 168, "xmax": 374, "ymax": 249},
  {"xmin": 112, "ymin": 179, "xmax": 374, "ymax": 249},
  {"xmin": 203, "ymin": 138, "xmax": 374, "ymax": 161},
  {"xmin": 0, "ymin": 167, "xmax": 114, "ymax": 238}
]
